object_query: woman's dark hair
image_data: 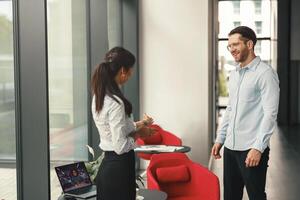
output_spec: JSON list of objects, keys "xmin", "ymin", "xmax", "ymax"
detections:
[
  {"xmin": 229, "ymin": 26, "xmax": 257, "ymax": 46},
  {"xmin": 91, "ymin": 47, "xmax": 135, "ymax": 116}
]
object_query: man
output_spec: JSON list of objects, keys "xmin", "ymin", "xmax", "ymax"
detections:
[
  {"xmin": 70, "ymin": 169, "xmax": 84, "ymax": 186},
  {"xmin": 211, "ymin": 26, "xmax": 279, "ymax": 200}
]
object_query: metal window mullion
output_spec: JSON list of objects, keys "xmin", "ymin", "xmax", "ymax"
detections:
[
  {"xmin": 218, "ymin": 37, "xmax": 272, "ymax": 41},
  {"xmin": 13, "ymin": 0, "xmax": 50, "ymax": 199},
  {"xmin": 122, "ymin": 0, "xmax": 139, "ymax": 121},
  {"xmin": 88, "ymin": 0, "xmax": 108, "ymax": 158}
]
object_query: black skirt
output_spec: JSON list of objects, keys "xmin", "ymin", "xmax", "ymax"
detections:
[{"xmin": 96, "ymin": 150, "xmax": 136, "ymax": 200}]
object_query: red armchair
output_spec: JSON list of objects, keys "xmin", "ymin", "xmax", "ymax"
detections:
[
  {"xmin": 147, "ymin": 153, "xmax": 220, "ymax": 200},
  {"xmin": 136, "ymin": 124, "xmax": 182, "ymax": 160}
]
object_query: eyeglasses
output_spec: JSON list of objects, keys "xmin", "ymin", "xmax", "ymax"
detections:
[{"xmin": 226, "ymin": 40, "xmax": 249, "ymax": 51}]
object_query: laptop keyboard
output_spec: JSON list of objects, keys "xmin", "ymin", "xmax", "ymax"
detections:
[{"xmin": 69, "ymin": 187, "xmax": 92, "ymax": 195}]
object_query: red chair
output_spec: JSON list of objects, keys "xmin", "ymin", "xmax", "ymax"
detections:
[
  {"xmin": 136, "ymin": 124, "xmax": 182, "ymax": 160},
  {"xmin": 147, "ymin": 153, "xmax": 220, "ymax": 200}
]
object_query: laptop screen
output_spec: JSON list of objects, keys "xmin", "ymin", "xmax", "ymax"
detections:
[{"xmin": 55, "ymin": 162, "xmax": 92, "ymax": 192}]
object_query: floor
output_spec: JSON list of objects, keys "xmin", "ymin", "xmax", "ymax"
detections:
[
  {"xmin": 1, "ymin": 125, "xmax": 300, "ymax": 200},
  {"xmin": 211, "ymin": 125, "xmax": 300, "ymax": 200},
  {"xmin": 0, "ymin": 167, "xmax": 17, "ymax": 200},
  {"xmin": 0, "ymin": 121, "xmax": 88, "ymax": 200},
  {"xmin": 0, "ymin": 165, "xmax": 64, "ymax": 200}
]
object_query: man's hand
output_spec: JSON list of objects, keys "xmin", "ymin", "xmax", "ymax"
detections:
[
  {"xmin": 211, "ymin": 143, "xmax": 222, "ymax": 159},
  {"xmin": 245, "ymin": 148, "xmax": 262, "ymax": 167}
]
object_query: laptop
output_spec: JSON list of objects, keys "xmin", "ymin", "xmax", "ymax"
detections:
[{"xmin": 55, "ymin": 161, "xmax": 97, "ymax": 199}]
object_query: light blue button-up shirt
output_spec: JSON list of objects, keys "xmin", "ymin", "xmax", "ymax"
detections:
[{"xmin": 215, "ymin": 56, "xmax": 280, "ymax": 153}]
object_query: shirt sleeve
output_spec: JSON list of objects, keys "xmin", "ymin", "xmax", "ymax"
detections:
[
  {"xmin": 215, "ymin": 97, "xmax": 232, "ymax": 144},
  {"xmin": 251, "ymin": 68, "xmax": 280, "ymax": 153},
  {"xmin": 108, "ymin": 100, "xmax": 136, "ymax": 155}
]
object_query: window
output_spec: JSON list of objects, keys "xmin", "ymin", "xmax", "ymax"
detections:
[
  {"xmin": 255, "ymin": 40, "xmax": 262, "ymax": 54},
  {"xmin": 217, "ymin": 0, "xmax": 275, "ymax": 138},
  {"xmin": 0, "ymin": 0, "xmax": 17, "ymax": 199},
  {"xmin": 255, "ymin": 21, "xmax": 262, "ymax": 34},
  {"xmin": 255, "ymin": 1, "xmax": 262, "ymax": 14},
  {"xmin": 233, "ymin": 1, "xmax": 240, "ymax": 14},
  {"xmin": 47, "ymin": 0, "xmax": 88, "ymax": 198},
  {"xmin": 233, "ymin": 21, "xmax": 241, "ymax": 28}
]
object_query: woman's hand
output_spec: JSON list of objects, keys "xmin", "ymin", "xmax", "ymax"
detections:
[
  {"xmin": 142, "ymin": 113, "xmax": 154, "ymax": 126},
  {"xmin": 136, "ymin": 126, "xmax": 157, "ymax": 139},
  {"xmin": 135, "ymin": 113, "xmax": 154, "ymax": 129}
]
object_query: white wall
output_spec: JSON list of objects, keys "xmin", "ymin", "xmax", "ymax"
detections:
[{"xmin": 139, "ymin": 0, "xmax": 212, "ymax": 165}]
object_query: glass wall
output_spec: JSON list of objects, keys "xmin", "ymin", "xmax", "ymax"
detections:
[
  {"xmin": 217, "ymin": 0, "xmax": 276, "ymax": 111},
  {"xmin": 47, "ymin": 0, "xmax": 88, "ymax": 198},
  {"xmin": 216, "ymin": 0, "xmax": 277, "ymax": 133},
  {"xmin": 0, "ymin": 0, "xmax": 17, "ymax": 199}
]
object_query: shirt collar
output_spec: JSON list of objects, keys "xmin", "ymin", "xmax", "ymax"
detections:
[{"xmin": 236, "ymin": 56, "xmax": 261, "ymax": 72}]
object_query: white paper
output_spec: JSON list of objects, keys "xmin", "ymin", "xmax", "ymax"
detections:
[{"xmin": 134, "ymin": 145, "xmax": 184, "ymax": 152}]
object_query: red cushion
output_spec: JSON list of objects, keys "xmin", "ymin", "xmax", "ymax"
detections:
[
  {"xmin": 168, "ymin": 196, "xmax": 202, "ymax": 200},
  {"xmin": 143, "ymin": 132, "xmax": 162, "ymax": 144},
  {"xmin": 156, "ymin": 165, "xmax": 190, "ymax": 183}
]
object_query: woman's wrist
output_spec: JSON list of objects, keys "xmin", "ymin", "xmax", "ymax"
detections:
[
  {"xmin": 135, "ymin": 120, "xmax": 148, "ymax": 129},
  {"xmin": 142, "ymin": 120, "xmax": 148, "ymax": 126}
]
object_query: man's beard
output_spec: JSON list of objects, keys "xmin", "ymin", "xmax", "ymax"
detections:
[{"xmin": 236, "ymin": 48, "xmax": 249, "ymax": 63}]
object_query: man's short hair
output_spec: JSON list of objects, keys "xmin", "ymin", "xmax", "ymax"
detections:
[{"xmin": 229, "ymin": 26, "xmax": 257, "ymax": 46}]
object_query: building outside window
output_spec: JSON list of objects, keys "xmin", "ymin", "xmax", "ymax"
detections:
[
  {"xmin": 0, "ymin": 0, "xmax": 17, "ymax": 199},
  {"xmin": 255, "ymin": 40, "xmax": 262, "ymax": 54},
  {"xmin": 233, "ymin": 1, "xmax": 240, "ymax": 14},
  {"xmin": 255, "ymin": 21, "xmax": 262, "ymax": 34},
  {"xmin": 216, "ymin": 0, "xmax": 276, "ymax": 134},
  {"xmin": 255, "ymin": 1, "xmax": 262, "ymax": 14},
  {"xmin": 233, "ymin": 21, "xmax": 241, "ymax": 28}
]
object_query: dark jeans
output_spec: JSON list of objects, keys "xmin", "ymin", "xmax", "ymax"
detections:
[
  {"xmin": 96, "ymin": 150, "xmax": 136, "ymax": 200},
  {"xmin": 224, "ymin": 147, "xmax": 270, "ymax": 200}
]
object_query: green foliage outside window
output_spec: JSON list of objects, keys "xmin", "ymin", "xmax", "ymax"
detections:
[
  {"xmin": 218, "ymin": 67, "xmax": 228, "ymax": 97},
  {"xmin": 0, "ymin": 15, "xmax": 13, "ymax": 54}
]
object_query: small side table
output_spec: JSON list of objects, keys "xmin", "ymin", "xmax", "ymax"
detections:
[{"xmin": 138, "ymin": 189, "xmax": 167, "ymax": 200}]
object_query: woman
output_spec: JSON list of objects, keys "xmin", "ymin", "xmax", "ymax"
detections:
[{"xmin": 91, "ymin": 47, "xmax": 155, "ymax": 200}]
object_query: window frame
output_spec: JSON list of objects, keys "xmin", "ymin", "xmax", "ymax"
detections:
[{"xmin": 12, "ymin": 0, "xmax": 139, "ymax": 199}]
